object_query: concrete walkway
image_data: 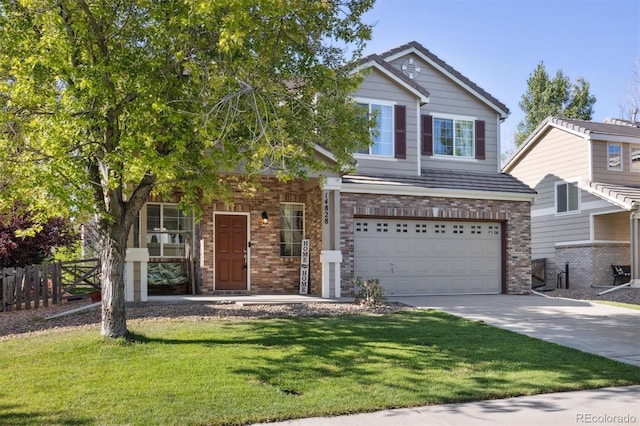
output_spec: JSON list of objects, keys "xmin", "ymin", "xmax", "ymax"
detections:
[
  {"xmin": 146, "ymin": 294, "xmax": 352, "ymax": 305},
  {"xmin": 256, "ymin": 386, "xmax": 640, "ymax": 426},
  {"xmin": 394, "ymin": 294, "xmax": 640, "ymax": 366}
]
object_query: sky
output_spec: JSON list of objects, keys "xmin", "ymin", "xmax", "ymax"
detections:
[{"xmin": 359, "ymin": 0, "xmax": 640, "ymax": 154}]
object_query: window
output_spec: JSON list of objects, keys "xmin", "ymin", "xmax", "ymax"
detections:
[
  {"xmin": 146, "ymin": 204, "xmax": 193, "ymax": 257},
  {"xmin": 433, "ymin": 117, "xmax": 474, "ymax": 157},
  {"xmin": 356, "ymin": 101, "xmax": 394, "ymax": 157},
  {"xmin": 556, "ymin": 182, "xmax": 580, "ymax": 214},
  {"xmin": 280, "ymin": 203, "xmax": 304, "ymax": 257},
  {"xmin": 608, "ymin": 143, "xmax": 622, "ymax": 170},
  {"xmin": 631, "ymin": 146, "xmax": 640, "ymax": 172}
]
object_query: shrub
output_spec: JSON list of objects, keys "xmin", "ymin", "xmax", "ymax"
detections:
[
  {"xmin": 353, "ymin": 276, "xmax": 386, "ymax": 307},
  {"xmin": 0, "ymin": 203, "xmax": 78, "ymax": 268}
]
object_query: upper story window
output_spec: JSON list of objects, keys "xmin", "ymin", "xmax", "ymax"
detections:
[
  {"xmin": 556, "ymin": 181, "xmax": 580, "ymax": 214},
  {"xmin": 631, "ymin": 145, "xmax": 640, "ymax": 172},
  {"xmin": 608, "ymin": 143, "xmax": 622, "ymax": 170},
  {"xmin": 146, "ymin": 204, "xmax": 193, "ymax": 257},
  {"xmin": 280, "ymin": 203, "xmax": 304, "ymax": 257},
  {"xmin": 356, "ymin": 100, "xmax": 394, "ymax": 157},
  {"xmin": 433, "ymin": 116, "xmax": 475, "ymax": 158}
]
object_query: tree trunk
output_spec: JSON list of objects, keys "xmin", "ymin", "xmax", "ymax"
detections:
[{"xmin": 99, "ymin": 220, "xmax": 129, "ymax": 338}]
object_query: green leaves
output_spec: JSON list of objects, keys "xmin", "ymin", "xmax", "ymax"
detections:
[
  {"xmin": 515, "ymin": 61, "xmax": 597, "ymax": 146},
  {"xmin": 1, "ymin": 0, "xmax": 373, "ymax": 335}
]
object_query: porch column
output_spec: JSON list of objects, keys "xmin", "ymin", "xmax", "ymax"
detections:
[
  {"xmin": 125, "ymin": 248, "xmax": 149, "ymax": 302},
  {"xmin": 631, "ymin": 208, "xmax": 640, "ymax": 288},
  {"xmin": 320, "ymin": 177, "xmax": 342, "ymax": 298}
]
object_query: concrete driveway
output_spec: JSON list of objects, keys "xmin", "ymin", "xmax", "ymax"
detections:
[{"xmin": 393, "ymin": 294, "xmax": 640, "ymax": 367}]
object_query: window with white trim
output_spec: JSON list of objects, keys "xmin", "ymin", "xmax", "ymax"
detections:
[
  {"xmin": 146, "ymin": 204, "xmax": 193, "ymax": 257},
  {"xmin": 433, "ymin": 116, "xmax": 474, "ymax": 158},
  {"xmin": 608, "ymin": 143, "xmax": 622, "ymax": 170},
  {"xmin": 280, "ymin": 203, "xmax": 304, "ymax": 257},
  {"xmin": 631, "ymin": 145, "xmax": 640, "ymax": 172},
  {"xmin": 556, "ymin": 181, "xmax": 580, "ymax": 214},
  {"xmin": 356, "ymin": 100, "xmax": 394, "ymax": 157}
]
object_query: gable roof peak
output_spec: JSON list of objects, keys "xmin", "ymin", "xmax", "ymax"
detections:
[
  {"xmin": 368, "ymin": 41, "xmax": 510, "ymax": 118},
  {"xmin": 357, "ymin": 53, "xmax": 430, "ymax": 104},
  {"xmin": 503, "ymin": 115, "xmax": 640, "ymax": 172}
]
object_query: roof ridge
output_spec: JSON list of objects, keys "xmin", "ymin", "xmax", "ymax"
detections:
[{"xmin": 363, "ymin": 41, "xmax": 509, "ymax": 116}]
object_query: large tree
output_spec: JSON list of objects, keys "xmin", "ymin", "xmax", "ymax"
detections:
[
  {"xmin": 0, "ymin": 0, "xmax": 374, "ymax": 338},
  {"xmin": 515, "ymin": 61, "xmax": 596, "ymax": 146}
]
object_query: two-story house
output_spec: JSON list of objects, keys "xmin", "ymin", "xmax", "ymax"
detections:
[
  {"xmin": 503, "ymin": 117, "xmax": 640, "ymax": 289},
  {"xmin": 123, "ymin": 41, "xmax": 535, "ymax": 301}
]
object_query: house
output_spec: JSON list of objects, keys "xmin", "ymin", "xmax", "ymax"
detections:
[
  {"xmin": 503, "ymin": 117, "xmax": 640, "ymax": 289},
  {"xmin": 123, "ymin": 41, "xmax": 536, "ymax": 301}
]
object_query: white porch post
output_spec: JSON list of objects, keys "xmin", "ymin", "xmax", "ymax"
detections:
[
  {"xmin": 320, "ymin": 177, "xmax": 342, "ymax": 298},
  {"xmin": 125, "ymin": 248, "xmax": 150, "ymax": 302}
]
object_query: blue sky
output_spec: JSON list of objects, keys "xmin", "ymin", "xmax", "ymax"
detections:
[{"xmin": 360, "ymin": 0, "xmax": 640, "ymax": 154}]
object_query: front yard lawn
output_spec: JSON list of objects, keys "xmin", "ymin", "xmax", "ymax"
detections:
[{"xmin": 1, "ymin": 310, "xmax": 639, "ymax": 425}]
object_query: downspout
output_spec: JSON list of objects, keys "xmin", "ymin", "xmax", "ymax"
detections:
[
  {"xmin": 631, "ymin": 205, "xmax": 639, "ymax": 288},
  {"xmin": 417, "ymin": 99, "xmax": 422, "ymax": 176},
  {"xmin": 496, "ymin": 115, "xmax": 501, "ymax": 172}
]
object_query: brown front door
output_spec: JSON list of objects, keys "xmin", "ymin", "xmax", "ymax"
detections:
[{"xmin": 215, "ymin": 214, "xmax": 248, "ymax": 290}]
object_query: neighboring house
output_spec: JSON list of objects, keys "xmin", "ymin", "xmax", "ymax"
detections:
[
  {"xmin": 123, "ymin": 41, "xmax": 535, "ymax": 301},
  {"xmin": 503, "ymin": 117, "xmax": 640, "ymax": 289}
]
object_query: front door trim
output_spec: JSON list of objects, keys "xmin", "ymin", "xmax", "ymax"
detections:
[{"xmin": 213, "ymin": 212, "xmax": 250, "ymax": 291}]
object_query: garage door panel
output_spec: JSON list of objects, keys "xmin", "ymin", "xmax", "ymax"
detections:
[{"xmin": 354, "ymin": 219, "xmax": 501, "ymax": 295}]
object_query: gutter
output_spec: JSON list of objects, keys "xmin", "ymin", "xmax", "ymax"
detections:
[{"xmin": 341, "ymin": 182, "xmax": 536, "ymax": 202}]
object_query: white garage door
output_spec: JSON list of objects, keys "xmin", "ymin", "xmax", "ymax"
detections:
[{"xmin": 354, "ymin": 219, "xmax": 502, "ymax": 295}]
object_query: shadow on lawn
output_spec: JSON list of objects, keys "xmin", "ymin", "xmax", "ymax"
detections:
[
  {"xmin": 0, "ymin": 398, "xmax": 91, "ymax": 425},
  {"xmin": 128, "ymin": 310, "xmax": 640, "ymax": 405}
]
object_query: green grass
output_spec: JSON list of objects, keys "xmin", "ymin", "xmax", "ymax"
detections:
[
  {"xmin": 592, "ymin": 300, "xmax": 640, "ymax": 310},
  {"xmin": 2, "ymin": 310, "xmax": 639, "ymax": 425}
]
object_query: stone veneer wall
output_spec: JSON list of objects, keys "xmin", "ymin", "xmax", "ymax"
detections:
[
  {"xmin": 555, "ymin": 243, "xmax": 630, "ymax": 288},
  {"xmin": 198, "ymin": 177, "xmax": 323, "ymax": 295},
  {"xmin": 339, "ymin": 193, "xmax": 532, "ymax": 295}
]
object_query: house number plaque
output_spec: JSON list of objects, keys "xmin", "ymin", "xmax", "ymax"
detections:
[
  {"xmin": 299, "ymin": 239, "xmax": 310, "ymax": 294},
  {"xmin": 323, "ymin": 191, "xmax": 330, "ymax": 225}
]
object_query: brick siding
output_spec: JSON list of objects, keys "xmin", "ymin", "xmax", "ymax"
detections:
[
  {"xmin": 555, "ymin": 243, "xmax": 630, "ymax": 288},
  {"xmin": 198, "ymin": 177, "xmax": 324, "ymax": 295}
]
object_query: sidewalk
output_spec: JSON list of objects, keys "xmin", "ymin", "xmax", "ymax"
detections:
[{"xmin": 255, "ymin": 386, "xmax": 640, "ymax": 425}]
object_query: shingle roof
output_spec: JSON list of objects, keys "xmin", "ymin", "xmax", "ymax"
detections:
[
  {"xmin": 549, "ymin": 117, "xmax": 640, "ymax": 138},
  {"xmin": 342, "ymin": 169, "xmax": 535, "ymax": 195},
  {"xmin": 376, "ymin": 41, "xmax": 510, "ymax": 116},
  {"xmin": 586, "ymin": 181, "xmax": 640, "ymax": 210},
  {"xmin": 503, "ymin": 116, "xmax": 640, "ymax": 172}
]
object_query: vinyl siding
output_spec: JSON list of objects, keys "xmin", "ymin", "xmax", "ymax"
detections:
[
  {"xmin": 353, "ymin": 68, "xmax": 418, "ymax": 176},
  {"xmin": 388, "ymin": 55, "xmax": 502, "ymax": 173},
  {"xmin": 530, "ymin": 196, "xmax": 619, "ymax": 260},
  {"xmin": 591, "ymin": 139, "xmax": 640, "ymax": 185},
  {"xmin": 508, "ymin": 127, "xmax": 589, "ymax": 194},
  {"xmin": 593, "ymin": 211, "xmax": 630, "ymax": 241},
  {"xmin": 509, "ymin": 128, "xmax": 592, "ymax": 260}
]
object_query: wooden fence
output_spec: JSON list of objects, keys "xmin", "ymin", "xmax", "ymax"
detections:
[
  {"xmin": 531, "ymin": 258, "xmax": 546, "ymax": 288},
  {"xmin": 1, "ymin": 259, "xmax": 100, "ymax": 312}
]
